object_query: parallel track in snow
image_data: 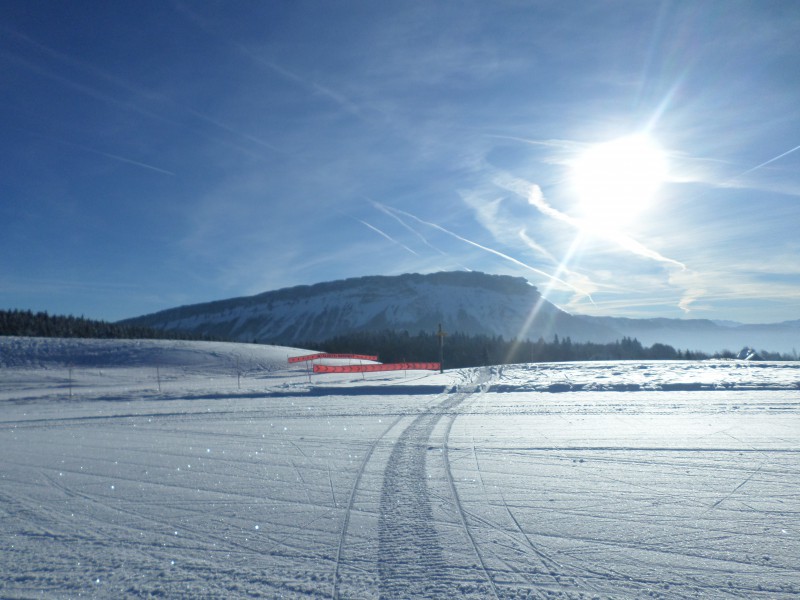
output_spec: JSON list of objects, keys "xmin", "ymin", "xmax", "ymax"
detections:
[
  {"xmin": 376, "ymin": 370, "xmax": 500, "ymax": 599},
  {"xmin": 441, "ymin": 403, "xmax": 501, "ymax": 600},
  {"xmin": 331, "ymin": 412, "xmax": 406, "ymax": 600},
  {"xmin": 376, "ymin": 393, "xmax": 467, "ymax": 598}
]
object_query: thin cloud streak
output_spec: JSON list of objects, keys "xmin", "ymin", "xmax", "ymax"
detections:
[
  {"xmin": 459, "ymin": 190, "xmax": 597, "ymax": 296},
  {"xmin": 370, "ymin": 200, "xmax": 449, "ymax": 257},
  {"xmin": 88, "ymin": 149, "xmax": 175, "ymax": 176},
  {"xmin": 24, "ymin": 130, "xmax": 174, "ymax": 176},
  {"xmin": 523, "ymin": 183, "xmax": 686, "ymax": 269},
  {"xmin": 174, "ymin": 1, "xmax": 363, "ymax": 118},
  {"xmin": 518, "ymin": 229, "xmax": 557, "ymax": 264},
  {"xmin": 739, "ymin": 143, "xmax": 800, "ymax": 178},
  {"xmin": 369, "ymin": 201, "xmax": 475, "ymax": 273},
  {"xmin": 251, "ymin": 57, "xmax": 363, "ymax": 117},
  {"xmin": 377, "ymin": 203, "xmax": 588, "ymax": 296},
  {"xmin": 354, "ymin": 218, "xmax": 419, "ymax": 256},
  {"xmin": 4, "ymin": 26, "xmax": 284, "ymax": 160},
  {"xmin": 669, "ymin": 144, "xmax": 800, "ymax": 198}
]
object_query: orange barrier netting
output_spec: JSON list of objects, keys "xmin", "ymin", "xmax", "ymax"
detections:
[
  {"xmin": 313, "ymin": 362, "xmax": 440, "ymax": 373},
  {"xmin": 288, "ymin": 352, "xmax": 379, "ymax": 363}
]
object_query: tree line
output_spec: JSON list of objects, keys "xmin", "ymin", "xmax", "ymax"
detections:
[
  {"xmin": 4, "ymin": 309, "xmax": 795, "ymax": 364},
  {"xmin": 305, "ymin": 329, "xmax": 796, "ymax": 368},
  {"xmin": 0, "ymin": 309, "xmax": 217, "ymax": 341}
]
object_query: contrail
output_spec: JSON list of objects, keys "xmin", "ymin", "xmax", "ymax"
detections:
[
  {"xmin": 25, "ymin": 130, "xmax": 174, "ymax": 176},
  {"xmin": 250, "ymin": 56, "xmax": 362, "ymax": 117},
  {"xmin": 369, "ymin": 200, "xmax": 475, "ymax": 271},
  {"xmin": 370, "ymin": 200, "xmax": 448, "ymax": 255},
  {"xmin": 91, "ymin": 149, "xmax": 175, "ymax": 175},
  {"xmin": 740, "ymin": 144, "xmax": 800, "ymax": 177},
  {"xmin": 484, "ymin": 134, "xmax": 583, "ymax": 153},
  {"xmin": 184, "ymin": 107, "xmax": 285, "ymax": 154},
  {"xmin": 4, "ymin": 25, "xmax": 284, "ymax": 160},
  {"xmin": 379, "ymin": 204, "xmax": 588, "ymax": 296},
  {"xmin": 354, "ymin": 218, "xmax": 419, "ymax": 256}
]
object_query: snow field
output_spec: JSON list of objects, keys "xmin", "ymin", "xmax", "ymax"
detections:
[{"xmin": 1, "ymin": 338, "xmax": 799, "ymax": 598}]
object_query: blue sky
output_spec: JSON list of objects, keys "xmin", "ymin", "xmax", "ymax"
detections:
[{"xmin": 2, "ymin": 1, "xmax": 799, "ymax": 323}]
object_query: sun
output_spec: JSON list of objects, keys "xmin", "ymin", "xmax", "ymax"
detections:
[{"xmin": 570, "ymin": 134, "xmax": 667, "ymax": 230}]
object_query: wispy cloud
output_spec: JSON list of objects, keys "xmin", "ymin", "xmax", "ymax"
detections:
[
  {"xmin": 660, "ymin": 142, "xmax": 800, "ymax": 199},
  {"xmin": 669, "ymin": 265, "xmax": 800, "ymax": 318},
  {"xmin": 495, "ymin": 173, "xmax": 686, "ymax": 269},
  {"xmin": 2, "ymin": 25, "xmax": 284, "ymax": 160},
  {"xmin": 248, "ymin": 57, "xmax": 363, "ymax": 117},
  {"xmin": 376, "ymin": 203, "xmax": 588, "ymax": 296},
  {"xmin": 458, "ymin": 187, "xmax": 598, "ymax": 302},
  {"xmin": 517, "ymin": 228, "xmax": 557, "ymax": 264},
  {"xmin": 174, "ymin": 1, "xmax": 363, "ymax": 119}
]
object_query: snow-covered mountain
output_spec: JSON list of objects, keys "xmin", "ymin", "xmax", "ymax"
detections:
[
  {"xmin": 121, "ymin": 271, "xmax": 799, "ymax": 354},
  {"xmin": 121, "ymin": 272, "xmax": 616, "ymax": 345}
]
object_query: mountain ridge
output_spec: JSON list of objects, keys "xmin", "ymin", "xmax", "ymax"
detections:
[{"xmin": 120, "ymin": 271, "xmax": 799, "ymax": 354}]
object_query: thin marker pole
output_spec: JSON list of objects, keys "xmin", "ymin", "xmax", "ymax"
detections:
[{"xmin": 437, "ymin": 323, "xmax": 447, "ymax": 374}]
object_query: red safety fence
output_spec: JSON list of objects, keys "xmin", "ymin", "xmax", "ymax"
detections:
[
  {"xmin": 288, "ymin": 352, "xmax": 379, "ymax": 363},
  {"xmin": 314, "ymin": 362, "xmax": 440, "ymax": 373}
]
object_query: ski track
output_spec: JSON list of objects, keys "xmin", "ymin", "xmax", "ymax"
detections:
[
  {"xmin": 331, "ymin": 411, "xmax": 405, "ymax": 599},
  {"xmin": 439, "ymin": 384, "xmax": 501, "ymax": 599},
  {"xmin": 376, "ymin": 389, "xmax": 475, "ymax": 598},
  {"xmin": 2, "ymin": 340, "xmax": 800, "ymax": 598}
]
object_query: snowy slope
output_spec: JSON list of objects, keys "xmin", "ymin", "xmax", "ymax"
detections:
[
  {"xmin": 121, "ymin": 271, "xmax": 617, "ymax": 345},
  {"xmin": 2, "ymin": 337, "xmax": 799, "ymax": 598}
]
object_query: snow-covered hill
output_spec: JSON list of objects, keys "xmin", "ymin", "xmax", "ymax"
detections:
[
  {"xmin": 120, "ymin": 271, "xmax": 799, "ymax": 353},
  {"xmin": 121, "ymin": 271, "xmax": 617, "ymax": 345}
]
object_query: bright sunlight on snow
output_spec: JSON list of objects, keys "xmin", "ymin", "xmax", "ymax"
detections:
[{"xmin": 1, "ymin": 338, "xmax": 799, "ymax": 598}]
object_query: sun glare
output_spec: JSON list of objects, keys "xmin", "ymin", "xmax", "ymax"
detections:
[{"xmin": 570, "ymin": 134, "xmax": 667, "ymax": 229}]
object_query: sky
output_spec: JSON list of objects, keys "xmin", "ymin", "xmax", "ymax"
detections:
[{"xmin": 2, "ymin": 1, "xmax": 799, "ymax": 324}]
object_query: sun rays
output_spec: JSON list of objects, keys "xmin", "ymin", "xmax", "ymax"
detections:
[{"xmin": 570, "ymin": 133, "xmax": 668, "ymax": 231}]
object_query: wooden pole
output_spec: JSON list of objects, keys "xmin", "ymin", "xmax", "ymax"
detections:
[{"xmin": 437, "ymin": 323, "xmax": 447, "ymax": 374}]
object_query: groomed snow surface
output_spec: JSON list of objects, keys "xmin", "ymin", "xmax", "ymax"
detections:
[{"xmin": 1, "ymin": 338, "xmax": 799, "ymax": 599}]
